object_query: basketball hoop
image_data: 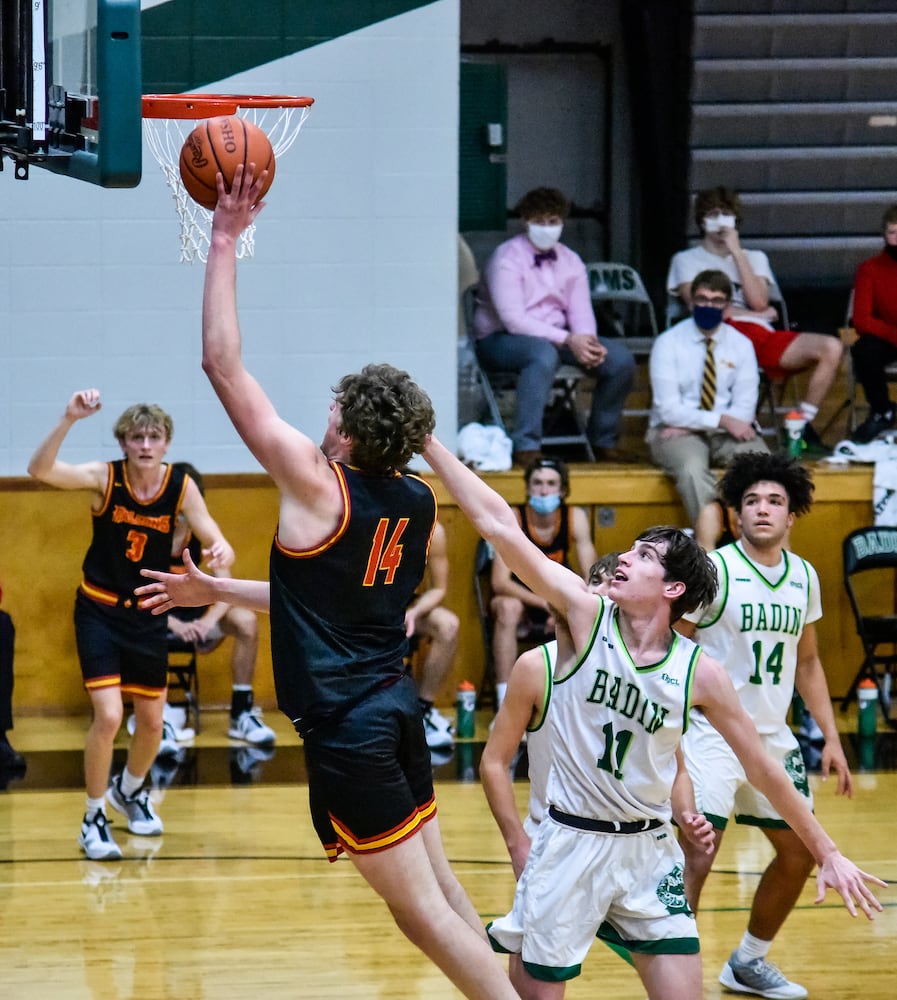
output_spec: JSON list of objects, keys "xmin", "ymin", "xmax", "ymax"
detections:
[{"xmin": 142, "ymin": 94, "xmax": 314, "ymax": 263}]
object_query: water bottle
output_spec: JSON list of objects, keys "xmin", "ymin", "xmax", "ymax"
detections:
[
  {"xmin": 857, "ymin": 677, "xmax": 878, "ymax": 737},
  {"xmin": 784, "ymin": 410, "xmax": 805, "ymax": 459},
  {"xmin": 456, "ymin": 740, "xmax": 476, "ymax": 782},
  {"xmin": 456, "ymin": 680, "xmax": 477, "ymax": 739}
]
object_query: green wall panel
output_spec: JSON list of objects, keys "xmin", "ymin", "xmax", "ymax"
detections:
[{"xmin": 143, "ymin": 0, "xmax": 437, "ymax": 93}]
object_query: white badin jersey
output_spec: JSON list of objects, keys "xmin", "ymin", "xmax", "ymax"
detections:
[
  {"xmin": 684, "ymin": 541, "xmax": 821, "ymax": 734},
  {"xmin": 524, "ymin": 642, "xmax": 555, "ymax": 830},
  {"xmin": 544, "ymin": 598, "xmax": 700, "ymax": 825}
]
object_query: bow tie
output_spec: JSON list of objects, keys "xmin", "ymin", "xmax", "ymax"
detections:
[{"xmin": 533, "ymin": 249, "xmax": 557, "ymax": 268}]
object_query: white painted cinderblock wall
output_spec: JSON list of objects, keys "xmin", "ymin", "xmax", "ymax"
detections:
[{"xmin": 0, "ymin": 1, "xmax": 459, "ymax": 474}]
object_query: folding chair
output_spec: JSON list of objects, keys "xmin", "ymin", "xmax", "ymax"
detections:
[
  {"xmin": 460, "ymin": 286, "xmax": 596, "ymax": 460},
  {"xmin": 473, "ymin": 538, "xmax": 554, "ymax": 711},
  {"xmin": 841, "ymin": 526, "xmax": 897, "ymax": 728},
  {"xmin": 585, "ymin": 262, "xmax": 658, "ymax": 357},
  {"xmin": 586, "ymin": 261, "xmax": 659, "ymax": 423},
  {"xmin": 166, "ymin": 637, "xmax": 200, "ymax": 733}
]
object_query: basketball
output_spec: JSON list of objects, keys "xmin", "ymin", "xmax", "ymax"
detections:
[{"xmin": 178, "ymin": 116, "xmax": 275, "ymax": 210}]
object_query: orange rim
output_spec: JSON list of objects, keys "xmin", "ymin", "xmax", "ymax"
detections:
[{"xmin": 142, "ymin": 93, "xmax": 314, "ymax": 119}]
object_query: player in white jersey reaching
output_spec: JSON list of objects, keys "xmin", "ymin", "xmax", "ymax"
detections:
[
  {"xmin": 677, "ymin": 451, "xmax": 852, "ymax": 1000},
  {"xmin": 423, "ymin": 434, "xmax": 883, "ymax": 1000},
  {"xmin": 481, "ymin": 554, "xmax": 715, "ymax": 999}
]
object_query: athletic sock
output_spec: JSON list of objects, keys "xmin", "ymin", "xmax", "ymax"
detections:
[
  {"xmin": 495, "ymin": 682, "xmax": 508, "ymax": 709},
  {"xmin": 231, "ymin": 685, "xmax": 253, "ymax": 719},
  {"xmin": 799, "ymin": 402, "xmax": 818, "ymax": 424},
  {"xmin": 119, "ymin": 766, "xmax": 143, "ymax": 798},
  {"xmin": 735, "ymin": 931, "xmax": 771, "ymax": 963},
  {"xmin": 418, "ymin": 698, "xmax": 433, "ymax": 714},
  {"xmin": 85, "ymin": 796, "xmax": 106, "ymax": 821}
]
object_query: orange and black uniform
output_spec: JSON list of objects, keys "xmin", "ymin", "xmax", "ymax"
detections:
[
  {"xmin": 74, "ymin": 461, "xmax": 188, "ymax": 696},
  {"xmin": 518, "ymin": 502, "xmax": 571, "ymax": 566},
  {"xmin": 269, "ymin": 461, "xmax": 437, "ymax": 860},
  {"xmin": 513, "ymin": 502, "xmax": 571, "ymax": 627}
]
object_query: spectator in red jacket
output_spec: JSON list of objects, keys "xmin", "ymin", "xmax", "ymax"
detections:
[{"xmin": 851, "ymin": 204, "xmax": 897, "ymax": 443}]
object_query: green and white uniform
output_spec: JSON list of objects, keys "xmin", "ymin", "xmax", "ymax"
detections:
[
  {"xmin": 488, "ymin": 598, "xmax": 701, "ymax": 981},
  {"xmin": 681, "ymin": 540, "xmax": 820, "ymax": 829}
]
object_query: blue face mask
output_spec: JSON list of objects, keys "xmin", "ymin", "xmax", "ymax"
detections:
[
  {"xmin": 693, "ymin": 304, "xmax": 725, "ymax": 332},
  {"xmin": 528, "ymin": 493, "xmax": 562, "ymax": 515}
]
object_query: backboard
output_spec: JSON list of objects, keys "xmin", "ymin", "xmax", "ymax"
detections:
[{"xmin": 0, "ymin": 0, "xmax": 141, "ymax": 186}]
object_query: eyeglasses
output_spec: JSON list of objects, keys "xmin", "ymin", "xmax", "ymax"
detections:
[{"xmin": 693, "ymin": 295, "xmax": 729, "ymax": 308}]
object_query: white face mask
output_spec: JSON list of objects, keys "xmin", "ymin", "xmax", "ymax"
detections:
[
  {"xmin": 526, "ymin": 223, "xmax": 563, "ymax": 251},
  {"xmin": 703, "ymin": 214, "xmax": 736, "ymax": 234}
]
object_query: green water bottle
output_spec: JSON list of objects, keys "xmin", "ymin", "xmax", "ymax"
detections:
[
  {"xmin": 456, "ymin": 680, "xmax": 477, "ymax": 739},
  {"xmin": 784, "ymin": 410, "xmax": 805, "ymax": 459},
  {"xmin": 857, "ymin": 677, "xmax": 878, "ymax": 737}
]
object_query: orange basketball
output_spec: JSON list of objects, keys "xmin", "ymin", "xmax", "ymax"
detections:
[{"xmin": 178, "ymin": 116, "xmax": 275, "ymax": 210}]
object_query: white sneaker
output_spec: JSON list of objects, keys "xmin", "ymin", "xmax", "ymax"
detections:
[
  {"xmin": 107, "ymin": 774, "xmax": 163, "ymax": 836},
  {"xmin": 78, "ymin": 811, "xmax": 123, "ymax": 861},
  {"xmin": 229, "ymin": 707, "xmax": 276, "ymax": 746},
  {"xmin": 127, "ymin": 709, "xmax": 194, "ymax": 747},
  {"xmin": 719, "ymin": 950, "xmax": 808, "ymax": 999},
  {"xmin": 423, "ymin": 706, "xmax": 454, "ymax": 750}
]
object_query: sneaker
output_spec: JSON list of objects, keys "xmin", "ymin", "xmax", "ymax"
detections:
[
  {"xmin": 230, "ymin": 745, "xmax": 275, "ymax": 783},
  {"xmin": 157, "ymin": 719, "xmax": 184, "ymax": 758},
  {"xmin": 852, "ymin": 409, "xmax": 896, "ymax": 444},
  {"xmin": 423, "ymin": 705, "xmax": 454, "ymax": 750},
  {"xmin": 799, "ymin": 423, "xmax": 830, "ymax": 457},
  {"xmin": 719, "ymin": 950, "xmax": 808, "ymax": 999},
  {"xmin": 78, "ymin": 811, "xmax": 123, "ymax": 861},
  {"xmin": 228, "ymin": 707, "xmax": 276, "ymax": 746},
  {"xmin": 107, "ymin": 774, "xmax": 163, "ymax": 836},
  {"xmin": 127, "ymin": 711, "xmax": 194, "ymax": 749}
]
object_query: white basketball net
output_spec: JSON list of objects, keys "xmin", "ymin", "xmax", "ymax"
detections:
[{"xmin": 143, "ymin": 103, "xmax": 312, "ymax": 263}]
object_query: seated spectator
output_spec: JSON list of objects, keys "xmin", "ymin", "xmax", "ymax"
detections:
[
  {"xmin": 168, "ymin": 463, "xmax": 275, "ymax": 747},
  {"xmin": 850, "ymin": 204, "xmax": 897, "ymax": 442},
  {"xmin": 473, "ymin": 186, "xmax": 636, "ymax": 466},
  {"xmin": 0, "ymin": 583, "xmax": 25, "ymax": 777},
  {"xmin": 694, "ymin": 497, "xmax": 740, "ymax": 553},
  {"xmin": 488, "ymin": 456, "xmax": 596, "ymax": 711},
  {"xmin": 405, "ymin": 520, "xmax": 459, "ymax": 752},
  {"xmin": 648, "ymin": 270, "xmax": 769, "ymax": 526},
  {"xmin": 668, "ymin": 186, "xmax": 842, "ymax": 456}
]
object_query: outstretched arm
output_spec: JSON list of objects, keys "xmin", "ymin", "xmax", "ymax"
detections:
[
  {"xmin": 694, "ymin": 653, "xmax": 885, "ymax": 918},
  {"xmin": 423, "ymin": 435, "xmax": 594, "ymax": 637},
  {"xmin": 480, "ymin": 645, "xmax": 547, "ymax": 878},
  {"xmin": 137, "ymin": 548, "xmax": 270, "ymax": 614},
  {"xmin": 671, "ymin": 749, "xmax": 714, "ymax": 854},
  {"xmin": 27, "ymin": 389, "xmax": 108, "ymax": 494},
  {"xmin": 794, "ymin": 625, "xmax": 853, "ymax": 797},
  {"xmin": 203, "ymin": 167, "xmax": 338, "ymax": 517}
]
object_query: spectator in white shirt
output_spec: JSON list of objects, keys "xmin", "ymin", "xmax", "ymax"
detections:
[
  {"xmin": 648, "ymin": 270, "xmax": 769, "ymax": 525},
  {"xmin": 667, "ymin": 187, "xmax": 841, "ymax": 457}
]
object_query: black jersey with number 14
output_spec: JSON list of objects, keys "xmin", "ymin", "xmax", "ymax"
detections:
[{"xmin": 269, "ymin": 462, "xmax": 437, "ymax": 735}]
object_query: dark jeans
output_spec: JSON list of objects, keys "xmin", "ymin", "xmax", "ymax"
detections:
[
  {"xmin": 474, "ymin": 332, "xmax": 636, "ymax": 453},
  {"xmin": 852, "ymin": 334, "xmax": 897, "ymax": 415}
]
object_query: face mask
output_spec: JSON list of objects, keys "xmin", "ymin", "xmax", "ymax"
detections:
[
  {"xmin": 528, "ymin": 493, "xmax": 562, "ymax": 515},
  {"xmin": 693, "ymin": 304, "xmax": 725, "ymax": 331},
  {"xmin": 884, "ymin": 243, "xmax": 897, "ymax": 262},
  {"xmin": 527, "ymin": 223, "xmax": 563, "ymax": 251},
  {"xmin": 703, "ymin": 214, "xmax": 736, "ymax": 234}
]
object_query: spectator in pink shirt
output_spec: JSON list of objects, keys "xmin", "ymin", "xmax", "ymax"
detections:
[{"xmin": 473, "ymin": 187, "xmax": 636, "ymax": 466}]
